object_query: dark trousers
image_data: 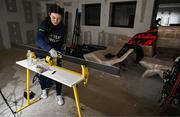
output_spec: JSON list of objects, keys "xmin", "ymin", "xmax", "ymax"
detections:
[
  {"xmin": 38, "ymin": 58, "xmax": 62, "ymax": 96},
  {"xmin": 38, "ymin": 75, "xmax": 62, "ymax": 95}
]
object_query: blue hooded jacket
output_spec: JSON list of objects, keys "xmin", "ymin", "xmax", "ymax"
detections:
[{"xmin": 35, "ymin": 17, "xmax": 66, "ymax": 52}]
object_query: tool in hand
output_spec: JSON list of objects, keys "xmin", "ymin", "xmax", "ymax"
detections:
[{"xmin": 45, "ymin": 51, "xmax": 62, "ymax": 66}]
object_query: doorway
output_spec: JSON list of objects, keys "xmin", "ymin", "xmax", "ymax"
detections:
[{"xmin": 151, "ymin": 0, "xmax": 180, "ymax": 27}]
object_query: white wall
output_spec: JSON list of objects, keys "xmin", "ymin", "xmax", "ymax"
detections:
[
  {"xmin": 59, "ymin": 0, "xmax": 79, "ymax": 43},
  {"xmin": 0, "ymin": 0, "xmax": 39, "ymax": 49},
  {"xmin": 134, "ymin": 0, "xmax": 155, "ymax": 33},
  {"xmin": 60, "ymin": 0, "xmax": 155, "ymax": 45},
  {"xmin": 0, "ymin": 0, "xmax": 11, "ymax": 48}
]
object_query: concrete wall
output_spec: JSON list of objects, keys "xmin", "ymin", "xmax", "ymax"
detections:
[
  {"xmin": 61, "ymin": 0, "xmax": 79, "ymax": 43},
  {"xmin": 0, "ymin": 0, "xmax": 39, "ymax": 49},
  {"xmin": 61, "ymin": 0, "xmax": 155, "ymax": 45},
  {"xmin": 0, "ymin": 0, "xmax": 155, "ymax": 49},
  {"xmin": 0, "ymin": 3, "xmax": 5, "ymax": 49}
]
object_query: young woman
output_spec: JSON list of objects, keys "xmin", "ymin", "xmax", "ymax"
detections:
[{"xmin": 35, "ymin": 4, "xmax": 66, "ymax": 105}]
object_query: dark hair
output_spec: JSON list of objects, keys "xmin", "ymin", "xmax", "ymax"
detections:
[{"xmin": 49, "ymin": 4, "xmax": 64, "ymax": 16}]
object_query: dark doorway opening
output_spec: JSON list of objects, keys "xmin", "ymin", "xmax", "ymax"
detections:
[{"xmin": 151, "ymin": 0, "xmax": 180, "ymax": 28}]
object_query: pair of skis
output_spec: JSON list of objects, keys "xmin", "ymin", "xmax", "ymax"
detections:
[
  {"xmin": 159, "ymin": 56, "xmax": 180, "ymax": 114},
  {"xmin": 71, "ymin": 8, "xmax": 81, "ymax": 48}
]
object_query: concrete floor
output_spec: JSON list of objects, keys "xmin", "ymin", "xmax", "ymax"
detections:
[{"xmin": 0, "ymin": 48, "xmax": 180, "ymax": 117}]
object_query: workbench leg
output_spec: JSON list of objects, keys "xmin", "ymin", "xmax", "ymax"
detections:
[
  {"xmin": 26, "ymin": 69, "xmax": 30, "ymax": 104},
  {"xmin": 73, "ymin": 85, "xmax": 82, "ymax": 117},
  {"xmin": 16, "ymin": 69, "xmax": 40, "ymax": 113}
]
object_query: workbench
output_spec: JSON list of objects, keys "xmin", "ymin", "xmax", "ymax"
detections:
[{"xmin": 16, "ymin": 59, "xmax": 88, "ymax": 117}]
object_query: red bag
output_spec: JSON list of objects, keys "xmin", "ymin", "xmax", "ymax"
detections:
[{"xmin": 128, "ymin": 28, "xmax": 158, "ymax": 45}]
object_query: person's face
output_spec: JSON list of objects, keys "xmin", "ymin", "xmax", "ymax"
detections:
[{"xmin": 49, "ymin": 13, "xmax": 62, "ymax": 26}]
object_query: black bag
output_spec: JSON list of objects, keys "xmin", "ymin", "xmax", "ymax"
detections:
[
  {"xmin": 116, "ymin": 43, "xmax": 130, "ymax": 58},
  {"xmin": 116, "ymin": 43, "xmax": 144, "ymax": 63},
  {"xmin": 104, "ymin": 53, "xmax": 115, "ymax": 59}
]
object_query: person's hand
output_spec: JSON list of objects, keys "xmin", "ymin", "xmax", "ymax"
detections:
[{"xmin": 49, "ymin": 48, "xmax": 58, "ymax": 58}]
